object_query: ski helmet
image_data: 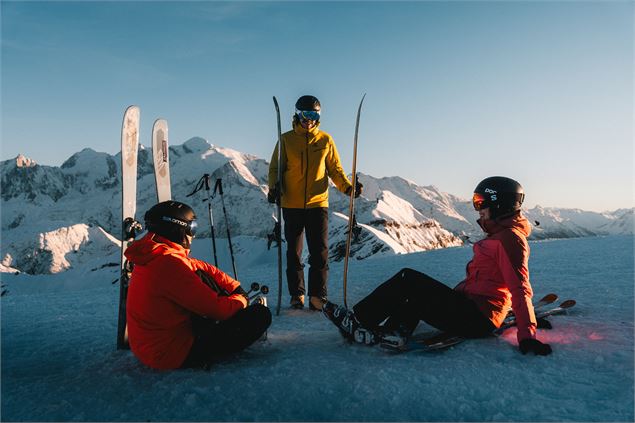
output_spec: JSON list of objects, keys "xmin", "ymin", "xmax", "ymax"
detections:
[
  {"xmin": 473, "ymin": 176, "xmax": 525, "ymax": 219},
  {"xmin": 294, "ymin": 95, "xmax": 321, "ymax": 122},
  {"xmin": 144, "ymin": 201, "xmax": 197, "ymax": 247}
]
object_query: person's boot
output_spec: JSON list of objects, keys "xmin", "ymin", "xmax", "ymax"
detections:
[
  {"xmin": 290, "ymin": 295, "xmax": 305, "ymax": 309},
  {"xmin": 309, "ymin": 296, "xmax": 327, "ymax": 311},
  {"xmin": 322, "ymin": 301, "xmax": 377, "ymax": 345}
]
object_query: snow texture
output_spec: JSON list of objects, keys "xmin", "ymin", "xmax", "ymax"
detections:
[{"xmin": 1, "ymin": 235, "xmax": 633, "ymax": 421}]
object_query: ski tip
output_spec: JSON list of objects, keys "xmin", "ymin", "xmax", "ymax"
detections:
[
  {"xmin": 560, "ymin": 299, "xmax": 576, "ymax": 308},
  {"xmin": 541, "ymin": 293, "xmax": 558, "ymax": 302}
]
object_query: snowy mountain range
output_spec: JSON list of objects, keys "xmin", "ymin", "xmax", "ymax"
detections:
[{"xmin": 1, "ymin": 138, "xmax": 632, "ymax": 275}]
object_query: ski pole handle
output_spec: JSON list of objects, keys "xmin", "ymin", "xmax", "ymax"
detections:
[{"xmin": 214, "ymin": 178, "xmax": 223, "ymax": 196}]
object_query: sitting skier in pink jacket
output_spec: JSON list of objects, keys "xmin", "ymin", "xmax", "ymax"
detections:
[{"xmin": 323, "ymin": 176, "xmax": 552, "ymax": 356}]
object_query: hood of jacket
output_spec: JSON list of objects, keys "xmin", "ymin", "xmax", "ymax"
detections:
[
  {"xmin": 124, "ymin": 232, "xmax": 189, "ymax": 266},
  {"xmin": 477, "ymin": 212, "xmax": 532, "ymax": 238}
]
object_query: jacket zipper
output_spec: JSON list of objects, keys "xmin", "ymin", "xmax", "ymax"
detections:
[{"xmin": 304, "ymin": 131, "xmax": 309, "ymax": 209}]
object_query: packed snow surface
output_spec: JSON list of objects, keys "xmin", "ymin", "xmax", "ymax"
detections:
[{"xmin": 1, "ymin": 235, "xmax": 633, "ymax": 421}]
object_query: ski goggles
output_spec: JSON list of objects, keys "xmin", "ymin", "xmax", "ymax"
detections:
[
  {"xmin": 162, "ymin": 216, "xmax": 198, "ymax": 236},
  {"xmin": 472, "ymin": 193, "xmax": 489, "ymax": 211},
  {"xmin": 296, "ymin": 109, "xmax": 320, "ymax": 122}
]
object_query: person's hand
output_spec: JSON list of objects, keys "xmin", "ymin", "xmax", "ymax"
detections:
[
  {"xmin": 231, "ymin": 285, "xmax": 249, "ymax": 300},
  {"xmin": 519, "ymin": 338, "xmax": 552, "ymax": 356},
  {"xmin": 346, "ymin": 182, "xmax": 363, "ymax": 198},
  {"xmin": 267, "ymin": 186, "xmax": 279, "ymax": 204},
  {"xmin": 537, "ymin": 317, "xmax": 553, "ymax": 329}
]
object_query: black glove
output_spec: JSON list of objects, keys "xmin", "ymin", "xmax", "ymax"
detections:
[
  {"xmin": 231, "ymin": 285, "xmax": 249, "ymax": 300},
  {"xmin": 537, "ymin": 317, "xmax": 553, "ymax": 329},
  {"xmin": 346, "ymin": 181, "xmax": 363, "ymax": 198},
  {"xmin": 519, "ymin": 338, "xmax": 552, "ymax": 356},
  {"xmin": 267, "ymin": 186, "xmax": 279, "ymax": 204}
]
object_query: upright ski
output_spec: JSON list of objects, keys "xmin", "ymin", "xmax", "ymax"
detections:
[
  {"xmin": 117, "ymin": 105, "xmax": 142, "ymax": 350},
  {"xmin": 342, "ymin": 94, "xmax": 366, "ymax": 308},
  {"xmin": 273, "ymin": 96, "xmax": 283, "ymax": 316},
  {"xmin": 152, "ymin": 119, "xmax": 171, "ymax": 202}
]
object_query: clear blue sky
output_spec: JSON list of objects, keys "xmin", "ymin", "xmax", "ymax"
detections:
[{"xmin": 2, "ymin": 1, "xmax": 633, "ymax": 211}]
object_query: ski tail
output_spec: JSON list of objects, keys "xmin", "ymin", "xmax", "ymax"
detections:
[{"xmin": 505, "ymin": 292, "xmax": 558, "ymax": 322}]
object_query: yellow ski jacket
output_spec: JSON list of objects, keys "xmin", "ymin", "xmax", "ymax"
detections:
[{"xmin": 269, "ymin": 122, "xmax": 352, "ymax": 209}]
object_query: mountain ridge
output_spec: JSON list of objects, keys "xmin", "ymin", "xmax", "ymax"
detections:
[{"xmin": 1, "ymin": 139, "xmax": 632, "ymax": 274}]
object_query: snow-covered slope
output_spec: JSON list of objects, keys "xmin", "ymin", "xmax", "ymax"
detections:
[
  {"xmin": 1, "ymin": 235, "xmax": 632, "ymax": 421},
  {"xmin": 1, "ymin": 141, "xmax": 632, "ymax": 274}
]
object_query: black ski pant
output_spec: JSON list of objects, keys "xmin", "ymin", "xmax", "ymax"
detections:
[
  {"xmin": 181, "ymin": 304, "xmax": 272, "ymax": 369},
  {"xmin": 283, "ymin": 207, "xmax": 329, "ymax": 299},
  {"xmin": 353, "ymin": 268, "xmax": 495, "ymax": 338}
]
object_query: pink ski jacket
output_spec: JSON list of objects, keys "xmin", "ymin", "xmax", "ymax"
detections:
[{"xmin": 455, "ymin": 213, "xmax": 537, "ymax": 342}]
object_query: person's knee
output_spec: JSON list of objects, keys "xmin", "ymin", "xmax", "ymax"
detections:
[
  {"xmin": 249, "ymin": 304, "xmax": 272, "ymax": 330},
  {"xmin": 398, "ymin": 268, "xmax": 418, "ymax": 279}
]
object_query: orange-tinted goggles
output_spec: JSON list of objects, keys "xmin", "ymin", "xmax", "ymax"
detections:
[{"xmin": 472, "ymin": 193, "xmax": 488, "ymax": 211}]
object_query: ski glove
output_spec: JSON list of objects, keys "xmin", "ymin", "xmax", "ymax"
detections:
[
  {"xmin": 519, "ymin": 338, "xmax": 552, "ymax": 356},
  {"xmin": 537, "ymin": 317, "xmax": 553, "ymax": 329},
  {"xmin": 346, "ymin": 181, "xmax": 363, "ymax": 198},
  {"xmin": 231, "ymin": 285, "xmax": 249, "ymax": 300},
  {"xmin": 267, "ymin": 186, "xmax": 280, "ymax": 204}
]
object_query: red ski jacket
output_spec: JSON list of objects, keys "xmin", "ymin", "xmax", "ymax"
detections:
[
  {"xmin": 124, "ymin": 233, "xmax": 247, "ymax": 369},
  {"xmin": 455, "ymin": 213, "xmax": 537, "ymax": 342}
]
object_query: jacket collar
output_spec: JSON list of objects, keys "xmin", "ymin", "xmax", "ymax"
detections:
[
  {"xmin": 293, "ymin": 120, "xmax": 321, "ymax": 137},
  {"xmin": 124, "ymin": 232, "xmax": 190, "ymax": 265},
  {"xmin": 477, "ymin": 212, "xmax": 532, "ymax": 237}
]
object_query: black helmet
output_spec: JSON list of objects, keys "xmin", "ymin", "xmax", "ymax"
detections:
[
  {"xmin": 473, "ymin": 176, "xmax": 525, "ymax": 219},
  {"xmin": 295, "ymin": 95, "xmax": 321, "ymax": 111},
  {"xmin": 294, "ymin": 95, "xmax": 321, "ymax": 123},
  {"xmin": 144, "ymin": 201, "xmax": 197, "ymax": 247}
]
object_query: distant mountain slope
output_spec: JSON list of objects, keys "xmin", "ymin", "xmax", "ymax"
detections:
[{"xmin": 1, "ymin": 140, "xmax": 632, "ymax": 274}]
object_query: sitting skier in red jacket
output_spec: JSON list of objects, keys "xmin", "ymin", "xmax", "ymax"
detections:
[
  {"xmin": 125, "ymin": 201, "xmax": 271, "ymax": 370},
  {"xmin": 323, "ymin": 176, "xmax": 552, "ymax": 356}
]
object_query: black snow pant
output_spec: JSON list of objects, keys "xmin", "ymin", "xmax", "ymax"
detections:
[
  {"xmin": 181, "ymin": 304, "xmax": 272, "ymax": 369},
  {"xmin": 353, "ymin": 268, "xmax": 495, "ymax": 338},
  {"xmin": 283, "ymin": 207, "xmax": 329, "ymax": 299}
]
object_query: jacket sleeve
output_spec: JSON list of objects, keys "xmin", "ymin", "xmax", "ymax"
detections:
[
  {"xmin": 325, "ymin": 138, "xmax": 353, "ymax": 194},
  {"xmin": 190, "ymin": 258, "xmax": 242, "ymax": 295},
  {"xmin": 160, "ymin": 257, "xmax": 247, "ymax": 321},
  {"xmin": 268, "ymin": 142, "xmax": 280, "ymax": 189},
  {"xmin": 496, "ymin": 231, "xmax": 537, "ymax": 343}
]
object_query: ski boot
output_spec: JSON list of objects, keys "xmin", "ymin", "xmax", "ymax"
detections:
[
  {"xmin": 290, "ymin": 295, "xmax": 304, "ymax": 309},
  {"xmin": 322, "ymin": 301, "xmax": 377, "ymax": 345}
]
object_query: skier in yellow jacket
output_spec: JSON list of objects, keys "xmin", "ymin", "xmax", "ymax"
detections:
[{"xmin": 268, "ymin": 95, "xmax": 362, "ymax": 310}]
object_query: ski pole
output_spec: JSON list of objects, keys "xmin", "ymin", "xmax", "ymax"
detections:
[
  {"xmin": 214, "ymin": 178, "xmax": 238, "ymax": 280},
  {"xmin": 187, "ymin": 174, "xmax": 219, "ymax": 267}
]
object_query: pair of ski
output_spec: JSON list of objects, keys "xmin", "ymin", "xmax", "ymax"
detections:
[
  {"xmin": 116, "ymin": 106, "xmax": 172, "ymax": 350},
  {"xmin": 271, "ymin": 95, "xmax": 366, "ymax": 315},
  {"xmin": 380, "ymin": 293, "xmax": 576, "ymax": 353}
]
